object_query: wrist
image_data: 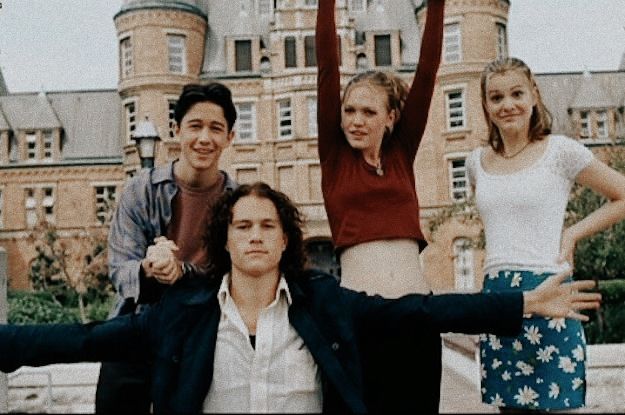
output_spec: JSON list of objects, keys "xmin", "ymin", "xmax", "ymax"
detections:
[{"xmin": 522, "ymin": 290, "xmax": 538, "ymax": 315}]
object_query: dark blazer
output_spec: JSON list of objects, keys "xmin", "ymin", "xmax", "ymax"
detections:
[{"xmin": 0, "ymin": 270, "xmax": 523, "ymax": 414}]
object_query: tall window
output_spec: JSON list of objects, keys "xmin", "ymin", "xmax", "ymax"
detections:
[
  {"xmin": 580, "ymin": 111, "xmax": 590, "ymax": 138},
  {"xmin": 307, "ymin": 96, "xmax": 318, "ymax": 137},
  {"xmin": 449, "ymin": 158, "xmax": 469, "ymax": 201},
  {"xmin": 453, "ymin": 238, "xmax": 474, "ymax": 291},
  {"xmin": 168, "ymin": 100, "xmax": 177, "ymax": 139},
  {"xmin": 168, "ymin": 34, "xmax": 186, "ymax": 74},
  {"xmin": 124, "ymin": 101, "xmax": 137, "ymax": 142},
  {"xmin": 235, "ymin": 102, "xmax": 256, "ymax": 142},
  {"xmin": 350, "ymin": 0, "xmax": 365, "ymax": 11},
  {"xmin": 235, "ymin": 39, "xmax": 253, "ymax": 72},
  {"xmin": 258, "ymin": 0, "xmax": 273, "ymax": 15},
  {"xmin": 278, "ymin": 99, "xmax": 293, "ymax": 139},
  {"xmin": 0, "ymin": 189, "xmax": 3, "ymax": 229},
  {"xmin": 443, "ymin": 23, "xmax": 462, "ymax": 63},
  {"xmin": 42, "ymin": 130, "xmax": 53, "ymax": 160},
  {"xmin": 26, "ymin": 132, "xmax": 37, "ymax": 160},
  {"xmin": 596, "ymin": 110, "xmax": 608, "ymax": 139},
  {"xmin": 374, "ymin": 34, "xmax": 391, "ymax": 67},
  {"xmin": 43, "ymin": 187, "xmax": 55, "ymax": 224},
  {"xmin": 120, "ymin": 36, "xmax": 133, "ymax": 78},
  {"xmin": 25, "ymin": 188, "xmax": 37, "ymax": 228},
  {"xmin": 95, "ymin": 185, "xmax": 117, "ymax": 224},
  {"xmin": 445, "ymin": 89, "xmax": 465, "ymax": 130},
  {"xmin": 304, "ymin": 35, "xmax": 317, "ymax": 67},
  {"xmin": 496, "ymin": 23, "xmax": 508, "ymax": 59},
  {"xmin": 284, "ymin": 36, "xmax": 297, "ymax": 68}
]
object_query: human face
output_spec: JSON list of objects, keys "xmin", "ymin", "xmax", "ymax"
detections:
[
  {"xmin": 175, "ymin": 101, "xmax": 234, "ymax": 174},
  {"xmin": 341, "ymin": 84, "xmax": 395, "ymax": 155},
  {"xmin": 484, "ymin": 70, "xmax": 537, "ymax": 137},
  {"xmin": 226, "ymin": 195, "xmax": 287, "ymax": 279}
]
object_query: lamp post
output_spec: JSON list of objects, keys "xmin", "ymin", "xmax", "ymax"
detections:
[{"xmin": 133, "ymin": 116, "xmax": 160, "ymax": 169}]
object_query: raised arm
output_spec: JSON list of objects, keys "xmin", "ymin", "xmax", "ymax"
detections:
[
  {"xmin": 395, "ymin": 0, "xmax": 445, "ymax": 158},
  {"xmin": 316, "ymin": 0, "xmax": 344, "ymax": 163}
]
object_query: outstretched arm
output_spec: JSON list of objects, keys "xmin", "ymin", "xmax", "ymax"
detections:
[
  {"xmin": 348, "ymin": 269, "xmax": 600, "ymax": 336},
  {"xmin": 396, "ymin": 0, "xmax": 445, "ymax": 158},
  {"xmin": 316, "ymin": 0, "xmax": 344, "ymax": 163}
]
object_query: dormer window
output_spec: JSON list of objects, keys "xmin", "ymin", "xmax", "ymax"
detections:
[
  {"xmin": 576, "ymin": 109, "xmax": 613, "ymax": 144},
  {"xmin": 43, "ymin": 130, "xmax": 54, "ymax": 160},
  {"xmin": 26, "ymin": 132, "xmax": 37, "ymax": 160}
]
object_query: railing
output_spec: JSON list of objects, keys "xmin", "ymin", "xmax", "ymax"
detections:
[{"xmin": 0, "ymin": 248, "xmax": 8, "ymax": 413}]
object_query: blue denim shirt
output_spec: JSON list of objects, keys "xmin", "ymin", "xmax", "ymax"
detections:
[{"xmin": 107, "ymin": 160, "xmax": 237, "ymax": 316}]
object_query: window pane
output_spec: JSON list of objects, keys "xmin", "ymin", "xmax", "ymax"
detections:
[
  {"xmin": 284, "ymin": 36, "xmax": 297, "ymax": 68},
  {"xmin": 374, "ymin": 34, "xmax": 391, "ymax": 66},
  {"xmin": 444, "ymin": 23, "xmax": 462, "ymax": 63},
  {"xmin": 235, "ymin": 40, "xmax": 253, "ymax": 72},
  {"xmin": 168, "ymin": 34, "xmax": 186, "ymax": 74},
  {"xmin": 304, "ymin": 35, "xmax": 316, "ymax": 67}
]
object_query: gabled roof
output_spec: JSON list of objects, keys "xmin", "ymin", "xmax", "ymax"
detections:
[
  {"xmin": 0, "ymin": 67, "xmax": 8, "ymax": 96},
  {"xmin": 199, "ymin": 0, "xmax": 421, "ymax": 75},
  {"xmin": 569, "ymin": 72, "xmax": 618, "ymax": 109},
  {"xmin": 47, "ymin": 90, "xmax": 123, "ymax": 160},
  {"xmin": 0, "ymin": 107, "xmax": 9, "ymax": 130},
  {"xmin": 0, "ymin": 93, "xmax": 62, "ymax": 130}
]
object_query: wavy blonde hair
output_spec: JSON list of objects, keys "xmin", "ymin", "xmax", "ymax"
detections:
[{"xmin": 480, "ymin": 57, "xmax": 552, "ymax": 154}]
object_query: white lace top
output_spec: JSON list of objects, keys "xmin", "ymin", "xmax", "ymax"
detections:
[{"xmin": 466, "ymin": 135, "xmax": 594, "ymax": 276}]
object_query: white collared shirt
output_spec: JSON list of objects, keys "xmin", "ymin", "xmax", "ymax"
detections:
[{"xmin": 203, "ymin": 274, "xmax": 323, "ymax": 413}]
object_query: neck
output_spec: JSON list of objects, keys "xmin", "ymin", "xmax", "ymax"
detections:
[
  {"xmin": 362, "ymin": 146, "xmax": 382, "ymax": 168},
  {"xmin": 174, "ymin": 160, "xmax": 221, "ymax": 189},
  {"xmin": 230, "ymin": 268, "xmax": 280, "ymax": 316},
  {"xmin": 500, "ymin": 129, "xmax": 530, "ymax": 155}
]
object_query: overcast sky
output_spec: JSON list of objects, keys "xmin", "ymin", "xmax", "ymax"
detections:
[{"xmin": 1, "ymin": 0, "xmax": 624, "ymax": 93}]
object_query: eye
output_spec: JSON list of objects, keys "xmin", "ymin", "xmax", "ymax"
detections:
[
  {"xmin": 343, "ymin": 107, "xmax": 355, "ymax": 114},
  {"xmin": 234, "ymin": 223, "xmax": 250, "ymax": 230},
  {"xmin": 364, "ymin": 109, "xmax": 376, "ymax": 116},
  {"xmin": 210, "ymin": 126, "xmax": 225, "ymax": 133},
  {"xmin": 512, "ymin": 90, "xmax": 524, "ymax": 98},
  {"xmin": 488, "ymin": 94, "xmax": 502, "ymax": 103}
]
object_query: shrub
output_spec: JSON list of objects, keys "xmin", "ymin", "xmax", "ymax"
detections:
[
  {"xmin": 583, "ymin": 279, "xmax": 625, "ymax": 344},
  {"xmin": 8, "ymin": 290, "xmax": 80, "ymax": 324}
]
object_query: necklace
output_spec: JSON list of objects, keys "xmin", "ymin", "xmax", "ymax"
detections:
[
  {"xmin": 501, "ymin": 140, "xmax": 531, "ymax": 159},
  {"xmin": 375, "ymin": 160, "xmax": 384, "ymax": 176}
]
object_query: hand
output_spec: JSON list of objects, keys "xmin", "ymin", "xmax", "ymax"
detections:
[
  {"xmin": 142, "ymin": 237, "xmax": 183, "ymax": 285},
  {"xmin": 523, "ymin": 270, "xmax": 601, "ymax": 321},
  {"xmin": 557, "ymin": 227, "xmax": 577, "ymax": 269}
]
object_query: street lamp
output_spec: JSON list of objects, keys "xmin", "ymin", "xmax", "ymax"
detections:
[{"xmin": 133, "ymin": 116, "xmax": 160, "ymax": 169}]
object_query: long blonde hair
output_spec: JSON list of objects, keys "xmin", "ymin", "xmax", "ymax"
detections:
[{"xmin": 480, "ymin": 57, "xmax": 552, "ymax": 154}]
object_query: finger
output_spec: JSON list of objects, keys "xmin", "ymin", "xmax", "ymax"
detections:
[
  {"xmin": 569, "ymin": 280, "xmax": 598, "ymax": 291},
  {"xmin": 572, "ymin": 300, "xmax": 601, "ymax": 311},
  {"xmin": 567, "ymin": 311, "xmax": 590, "ymax": 322},
  {"xmin": 572, "ymin": 292, "xmax": 602, "ymax": 302}
]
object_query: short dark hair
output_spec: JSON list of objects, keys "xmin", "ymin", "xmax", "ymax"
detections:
[
  {"xmin": 174, "ymin": 83, "xmax": 237, "ymax": 131},
  {"xmin": 206, "ymin": 182, "xmax": 305, "ymax": 281}
]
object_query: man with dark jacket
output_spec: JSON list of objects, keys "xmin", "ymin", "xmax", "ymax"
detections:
[{"xmin": 0, "ymin": 183, "xmax": 600, "ymax": 413}]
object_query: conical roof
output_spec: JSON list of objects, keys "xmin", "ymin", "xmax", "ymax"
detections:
[
  {"xmin": 0, "ymin": 66, "xmax": 8, "ymax": 96},
  {"xmin": 117, "ymin": 0, "xmax": 206, "ymax": 19}
]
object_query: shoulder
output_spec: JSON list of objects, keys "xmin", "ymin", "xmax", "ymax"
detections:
[
  {"xmin": 545, "ymin": 135, "xmax": 594, "ymax": 178},
  {"xmin": 163, "ymin": 275, "xmax": 222, "ymax": 307}
]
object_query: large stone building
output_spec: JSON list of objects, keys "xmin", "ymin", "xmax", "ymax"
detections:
[{"xmin": 1, "ymin": 0, "xmax": 624, "ymax": 292}]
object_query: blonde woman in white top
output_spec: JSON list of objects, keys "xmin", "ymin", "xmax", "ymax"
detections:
[{"xmin": 466, "ymin": 57, "xmax": 625, "ymax": 412}]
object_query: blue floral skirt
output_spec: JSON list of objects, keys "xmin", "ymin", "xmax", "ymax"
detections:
[{"xmin": 479, "ymin": 270, "xmax": 586, "ymax": 410}]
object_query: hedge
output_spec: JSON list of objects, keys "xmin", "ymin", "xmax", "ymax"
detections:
[{"xmin": 583, "ymin": 279, "xmax": 625, "ymax": 344}]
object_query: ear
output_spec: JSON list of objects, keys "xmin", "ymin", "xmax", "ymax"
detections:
[
  {"xmin": 386, "ymin": 109, "xmax": 397, "ymax": 129},
  {"xmin": 174, "ymin": 123, "xmax": 181, "ymax": 137},
  {"xmin": 281, "ymin": 234, "xmax": 288, "ymax": 252},
  {"xmin": 225, "ymin": 129, "xmax": 235, "ymax": 147}
]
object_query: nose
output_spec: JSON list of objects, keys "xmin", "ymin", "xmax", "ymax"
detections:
[
  {"xmin": 352, "ymin": 111, "xmax": 364, "ymax": 125},
  {"xmin": 249, "ymin": 225, "xmax": 262, "ymax": 243},
  {"xmin": 501, "ymin": 96, "xmax": 515, "ymax": 111},
  {"xmin": 198, "ymin": 126, "xmax": 211, "ymax": 143}
]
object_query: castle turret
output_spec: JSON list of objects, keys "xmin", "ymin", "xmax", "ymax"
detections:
[{"xmin": 114, "ymin": 0, "xmax": 208, "ymax": 172}]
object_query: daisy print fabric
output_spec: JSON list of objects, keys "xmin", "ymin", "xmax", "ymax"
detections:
[{"xmin": 480, "ymin": 270, "xmax": 587, "ymax": 410}]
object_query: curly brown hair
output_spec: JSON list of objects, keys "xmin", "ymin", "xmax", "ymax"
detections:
[{"xmin": 205, "ymin": 182, "xmax": 306, "ymax": 281}]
